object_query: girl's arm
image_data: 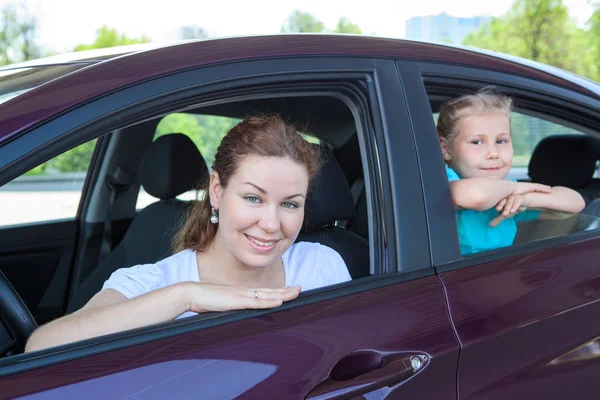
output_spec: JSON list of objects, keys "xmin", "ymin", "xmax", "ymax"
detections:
[
  {"xmin": 523, "ymin": 186, "xmax": 585, "ymax": 214},
  {"xmin": 449, "ymin": 179, "xmax": 551, "ymax": 211},
  {"xmin": 25, "ymin": 283, "xmax": 300, "ymax": 352}
]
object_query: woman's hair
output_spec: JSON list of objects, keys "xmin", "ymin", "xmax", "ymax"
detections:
[
  {"xmin": 437, "ymin": 87, "xmax": 513, "ymax": 143},
  {"xmin": 172, "ymin": 114, "xmax": 322, "ymax": 253}
]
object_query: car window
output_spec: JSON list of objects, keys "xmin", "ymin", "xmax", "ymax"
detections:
[
  {"xmin": 135, "ymin": 114, "xmax": 322, "ymax": 210},
  {"xmin": 432, "ymin": 102, "xmax": 600, "ymax": 258},
  {"xmin": 433, "ymin": 111, "xmax": 586, "ymax": 181},
  {"xmin": 0, "ymin": 139, "xmax": 97, "ymax": 227},
  {"xmin": 135, "ymin": 113, "xmax": 241, "ymax": 210}
]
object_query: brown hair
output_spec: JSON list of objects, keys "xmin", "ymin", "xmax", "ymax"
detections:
[
  {"xmin": 172, "ymin": 114, "xmax": 322, "ymax": 253},
  {"xmin": 437, "ymin": 87, "xmax": 513, "ymax": 143}
]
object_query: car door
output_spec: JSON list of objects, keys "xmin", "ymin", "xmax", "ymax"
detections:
[
  {"xmin": 401, "ymin": 60, "xmax": 600, "ymax": 399},
  {"xmin": 0, "ymin": 56, "xmax": 459, "ymax": 399}
]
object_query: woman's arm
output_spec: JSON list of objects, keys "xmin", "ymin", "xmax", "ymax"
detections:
[
  {"xmin": 449, "ymin": 179, "xmax": 551, "ymax": 211},
  {"xmin": 25, "ymin": 283, "xmax": 300, "ymax": 352}
]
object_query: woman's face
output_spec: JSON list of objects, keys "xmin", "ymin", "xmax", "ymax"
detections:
[{"xmin": 209, "ymin": 155, "xmax": 309, "ymax": 268}]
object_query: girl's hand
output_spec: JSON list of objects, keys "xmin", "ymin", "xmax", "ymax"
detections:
[
  {"xmin": 513, "ymin": 182, "xmax": 551, "ymax": 196},
  {"xmin": 490, "ymin": 194, "xmax": 528, "ymax": 228},
  {"xmin": 184, "ymin": 282, "xmax": 301, "ymax": 314}
]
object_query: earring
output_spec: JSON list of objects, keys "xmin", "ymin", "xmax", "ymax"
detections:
[{"xmin": 210, "ymin": 206, "xmax": 219, "ymax": 224}]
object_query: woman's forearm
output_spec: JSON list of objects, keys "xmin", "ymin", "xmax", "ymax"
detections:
[{"xmin": 25, "ymin": 283, "xmax": 191, "ymax": 352}]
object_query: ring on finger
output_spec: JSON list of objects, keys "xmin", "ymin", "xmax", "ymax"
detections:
[{"xmin": 254, "ymin": 290, "xmax": 258, "ymax": 299}]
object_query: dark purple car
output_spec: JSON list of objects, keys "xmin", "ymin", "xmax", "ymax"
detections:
[{"xmin": 1, "ymin": 35, "xmax": 600, "ymax": 399}]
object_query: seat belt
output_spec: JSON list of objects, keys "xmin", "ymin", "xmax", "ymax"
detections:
[{"xmin": 98, "ymin": 165, "xmax": 133, "ymax": 262}]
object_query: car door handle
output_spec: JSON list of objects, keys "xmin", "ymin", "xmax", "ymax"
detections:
[{"xmin": 305, "ymin": 351, "xmax": 429, "ymax": 400}]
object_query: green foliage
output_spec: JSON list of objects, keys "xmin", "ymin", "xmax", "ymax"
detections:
[
  {"xmin": 155, "ymin": 114, "xmax": 241, "ymax": 167},
  {"xmin": 281, "ymin": 10, "xmax": 326, "ymax": 33},
  {"xmin": 24, "ymin": 139, "xmax": 97, "ymax": 176},
  {"xmin": 464, "ymin": 0, "xmax": 598, "ymax": 80},
  {"xmin": 0, "ymin": 1, "xmax": 40, "ymax": 65},
  {"xmin": 74, "ymin": 25, "xmax": 150, "ymax": 51},
  {"xmin": 281, "ymin": 11, "xmax": 364, "ymax": 35},
  {"xmin": 333, "ymin": 17, "xmax": 362, "ymax": 34}
]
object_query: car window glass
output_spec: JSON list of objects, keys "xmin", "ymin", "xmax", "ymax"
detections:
[{"xmin": 0, "ymin": 138, "xmax": 97, "ymax": 227}]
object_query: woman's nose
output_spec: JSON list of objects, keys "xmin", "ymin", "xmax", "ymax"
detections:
[{"xmin": 257, "ymin": 208, "xmax": 281, "ymax": 233}]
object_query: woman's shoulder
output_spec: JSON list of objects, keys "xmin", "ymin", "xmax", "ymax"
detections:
[
  {"xmin": 283, "ymin": 242, "xmax": 351, "ymax": 290},
  {"xmin": 102, "ymin": 249, "xmax": 198, "ymax": 299},
  {"xmin": 283, "ymin": 241, "xmax": 340, "ymax": 261}
]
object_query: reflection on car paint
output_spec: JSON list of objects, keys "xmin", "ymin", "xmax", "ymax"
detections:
[{"xmin": 19, "ymin": 359, "xmax": 277, "ymax": 400}]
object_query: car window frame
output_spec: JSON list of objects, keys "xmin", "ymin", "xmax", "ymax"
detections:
[
  {"xmin": 0, "ymin": 56, "xmax": 432, "ymax": 376},
  {"xmin": 397, "ymin": 60, "xmax": 600, "ymax": 272}
]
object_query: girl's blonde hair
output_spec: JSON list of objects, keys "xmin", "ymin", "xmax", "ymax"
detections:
[{"xmin": 437, "ymin": 87, "xmax": 513, "ymax": 143}]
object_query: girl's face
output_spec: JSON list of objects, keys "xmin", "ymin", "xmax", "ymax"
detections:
[
  {"xmin": 209, "ymin": 155, "xmax": 309, "ymax": 269},
  {"xmin": 441, "ymin": 111, "xmax": 513, "ymax": 180}
]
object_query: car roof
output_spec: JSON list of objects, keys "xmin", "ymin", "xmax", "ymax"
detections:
[{"xmin": 0, "ymin": 34, "xmax": 598, "ymax": 144}]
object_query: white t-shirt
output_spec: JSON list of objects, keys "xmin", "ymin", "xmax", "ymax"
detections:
[{"xmin": 102, "ymin": 242, "xmax": 352, "ymax": 319}]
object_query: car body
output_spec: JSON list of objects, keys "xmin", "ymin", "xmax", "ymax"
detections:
[{"xmin": 0, "ymin": 34, "xmax": 600, "ymax": 399}]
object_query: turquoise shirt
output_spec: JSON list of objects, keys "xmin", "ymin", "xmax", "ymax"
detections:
[{"xmin": 446, "ymin": 166, "xmax": 540, "ymax": 255}]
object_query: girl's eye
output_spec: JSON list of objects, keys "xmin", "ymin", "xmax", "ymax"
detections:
[
  {"xmin": 497, "ymin": 139, "xmax": 509, "ymax": 144},
  {"xmin": 245, "ymin": 195, "xmax": 261, "ymax": 204},
  {"xmin": 282, "ymin": 201, "xmax": 298, "ymax": 209},
  {"xmin": 471, "ymin": 140, "xmax": 483, "ymax": 145}
]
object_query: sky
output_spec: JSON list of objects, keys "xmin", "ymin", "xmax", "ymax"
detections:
[{"xmin": 7, "ymin": 0, "xmax": 598, "ymax": 53}]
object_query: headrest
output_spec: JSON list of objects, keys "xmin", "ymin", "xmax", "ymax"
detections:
[
  {"xmin": 141, "ymin": 134, "xmax": 209, "ymax": 200},
  {"xmin": 303, "ymin": 146, "xmax": 356, "ymax": 232},
  {"xmin": 529, "ymin": 134, "xmax": 600, "ymax": 188}
]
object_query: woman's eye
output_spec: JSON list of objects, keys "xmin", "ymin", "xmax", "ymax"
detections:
[
  {"xmin": 281, "ymin": 201, "xmax": 298, "ymax": 209},
  {"xmin": 245, "ymin": 195, "xmax": 261, "ymax": 204},
  {"xmin": 471, "ymin": 140, "xmax": 483, "ymax": 145},
  {"xmin": 497, "ymin": 139, "xmax": 509, "ymax": 144}
]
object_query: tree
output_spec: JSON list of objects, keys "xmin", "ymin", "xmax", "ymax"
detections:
[
  {"xmin": 0, "ymin": 2, "xmax": 40, "ymax": 65},
  {"xmin": 464, "ymin": 0, "xmax": 595, "ymax": 79},
  {"xmin": 281, "ymin": 10, "xmax": 326, "ymax": 33},
  {"xmin": 333, "ymin": 17, "xmax": 362, "ymax": 34},
  {"xmin": 178, "ymin": 25, "xmax": 208, "ymax": 40},
  {"xmin": 74, "ymin": 25, "xmax": 150, "ymax": 52},
  {"xmin": 587, "ymin": 2, "xmax": 600, "ymax": 80}
]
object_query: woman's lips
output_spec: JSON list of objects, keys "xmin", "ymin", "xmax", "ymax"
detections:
[{"xmin": 244, "ymin": 234, "xmax": 279, "ymax": 253}]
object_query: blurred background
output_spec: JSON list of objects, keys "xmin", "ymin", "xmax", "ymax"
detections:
[
  {"xmin": 1, "ymin": 0, "xmax": 598, "ymax": 80},
  {"xmin": 1, "ymin": 0, "xmax": 599, "ymax": 225}
]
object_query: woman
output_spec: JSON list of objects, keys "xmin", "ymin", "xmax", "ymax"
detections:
[{"xmin": 25, "ymin": 115, "xmax": 351, "ymax": 352}]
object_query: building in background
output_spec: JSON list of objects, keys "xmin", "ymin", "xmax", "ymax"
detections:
[{"xmin": 405, "ymin": 12, "xmax": 492, "ymax": 43}]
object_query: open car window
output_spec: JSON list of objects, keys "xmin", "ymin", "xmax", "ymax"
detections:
[{"xmin": 430, "ymin": 91, "xmax": 600, "ymax": 258}]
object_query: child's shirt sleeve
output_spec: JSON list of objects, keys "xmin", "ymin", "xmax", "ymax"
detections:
[{"xmin": 446, "ymin": 166, "xmax": 460, "ymax": 182}]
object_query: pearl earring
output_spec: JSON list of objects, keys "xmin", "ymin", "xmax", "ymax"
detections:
[{"xmin": 210, "ymin": 206, "xmax": 219, "ymax": 224}]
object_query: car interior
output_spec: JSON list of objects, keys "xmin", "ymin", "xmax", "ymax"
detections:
[{"xmin": 0, "ymin": 94, "xmax": 374, "ymax": 356}]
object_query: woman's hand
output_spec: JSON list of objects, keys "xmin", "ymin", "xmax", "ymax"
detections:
[
  {"xmin": 490, "ymin": 194, "xmax": 528, "ymax": 228},
  {"xmin": 183, "ymin": 283, "xmax": 301, "ymax": 313}
]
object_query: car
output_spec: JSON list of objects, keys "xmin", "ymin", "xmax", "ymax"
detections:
[{"xmin": 1, "ymin": 34, "xmax": 600, "ymax": 399}]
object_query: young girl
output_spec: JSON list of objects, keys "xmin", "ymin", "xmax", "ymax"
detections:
[
  {"xmin": 26, "ymin": 115, "xmax": 351, "ymax": 352},
  {"xmin": 438, "ymin": 88, "xmax": 585, "ymax": 255}
]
